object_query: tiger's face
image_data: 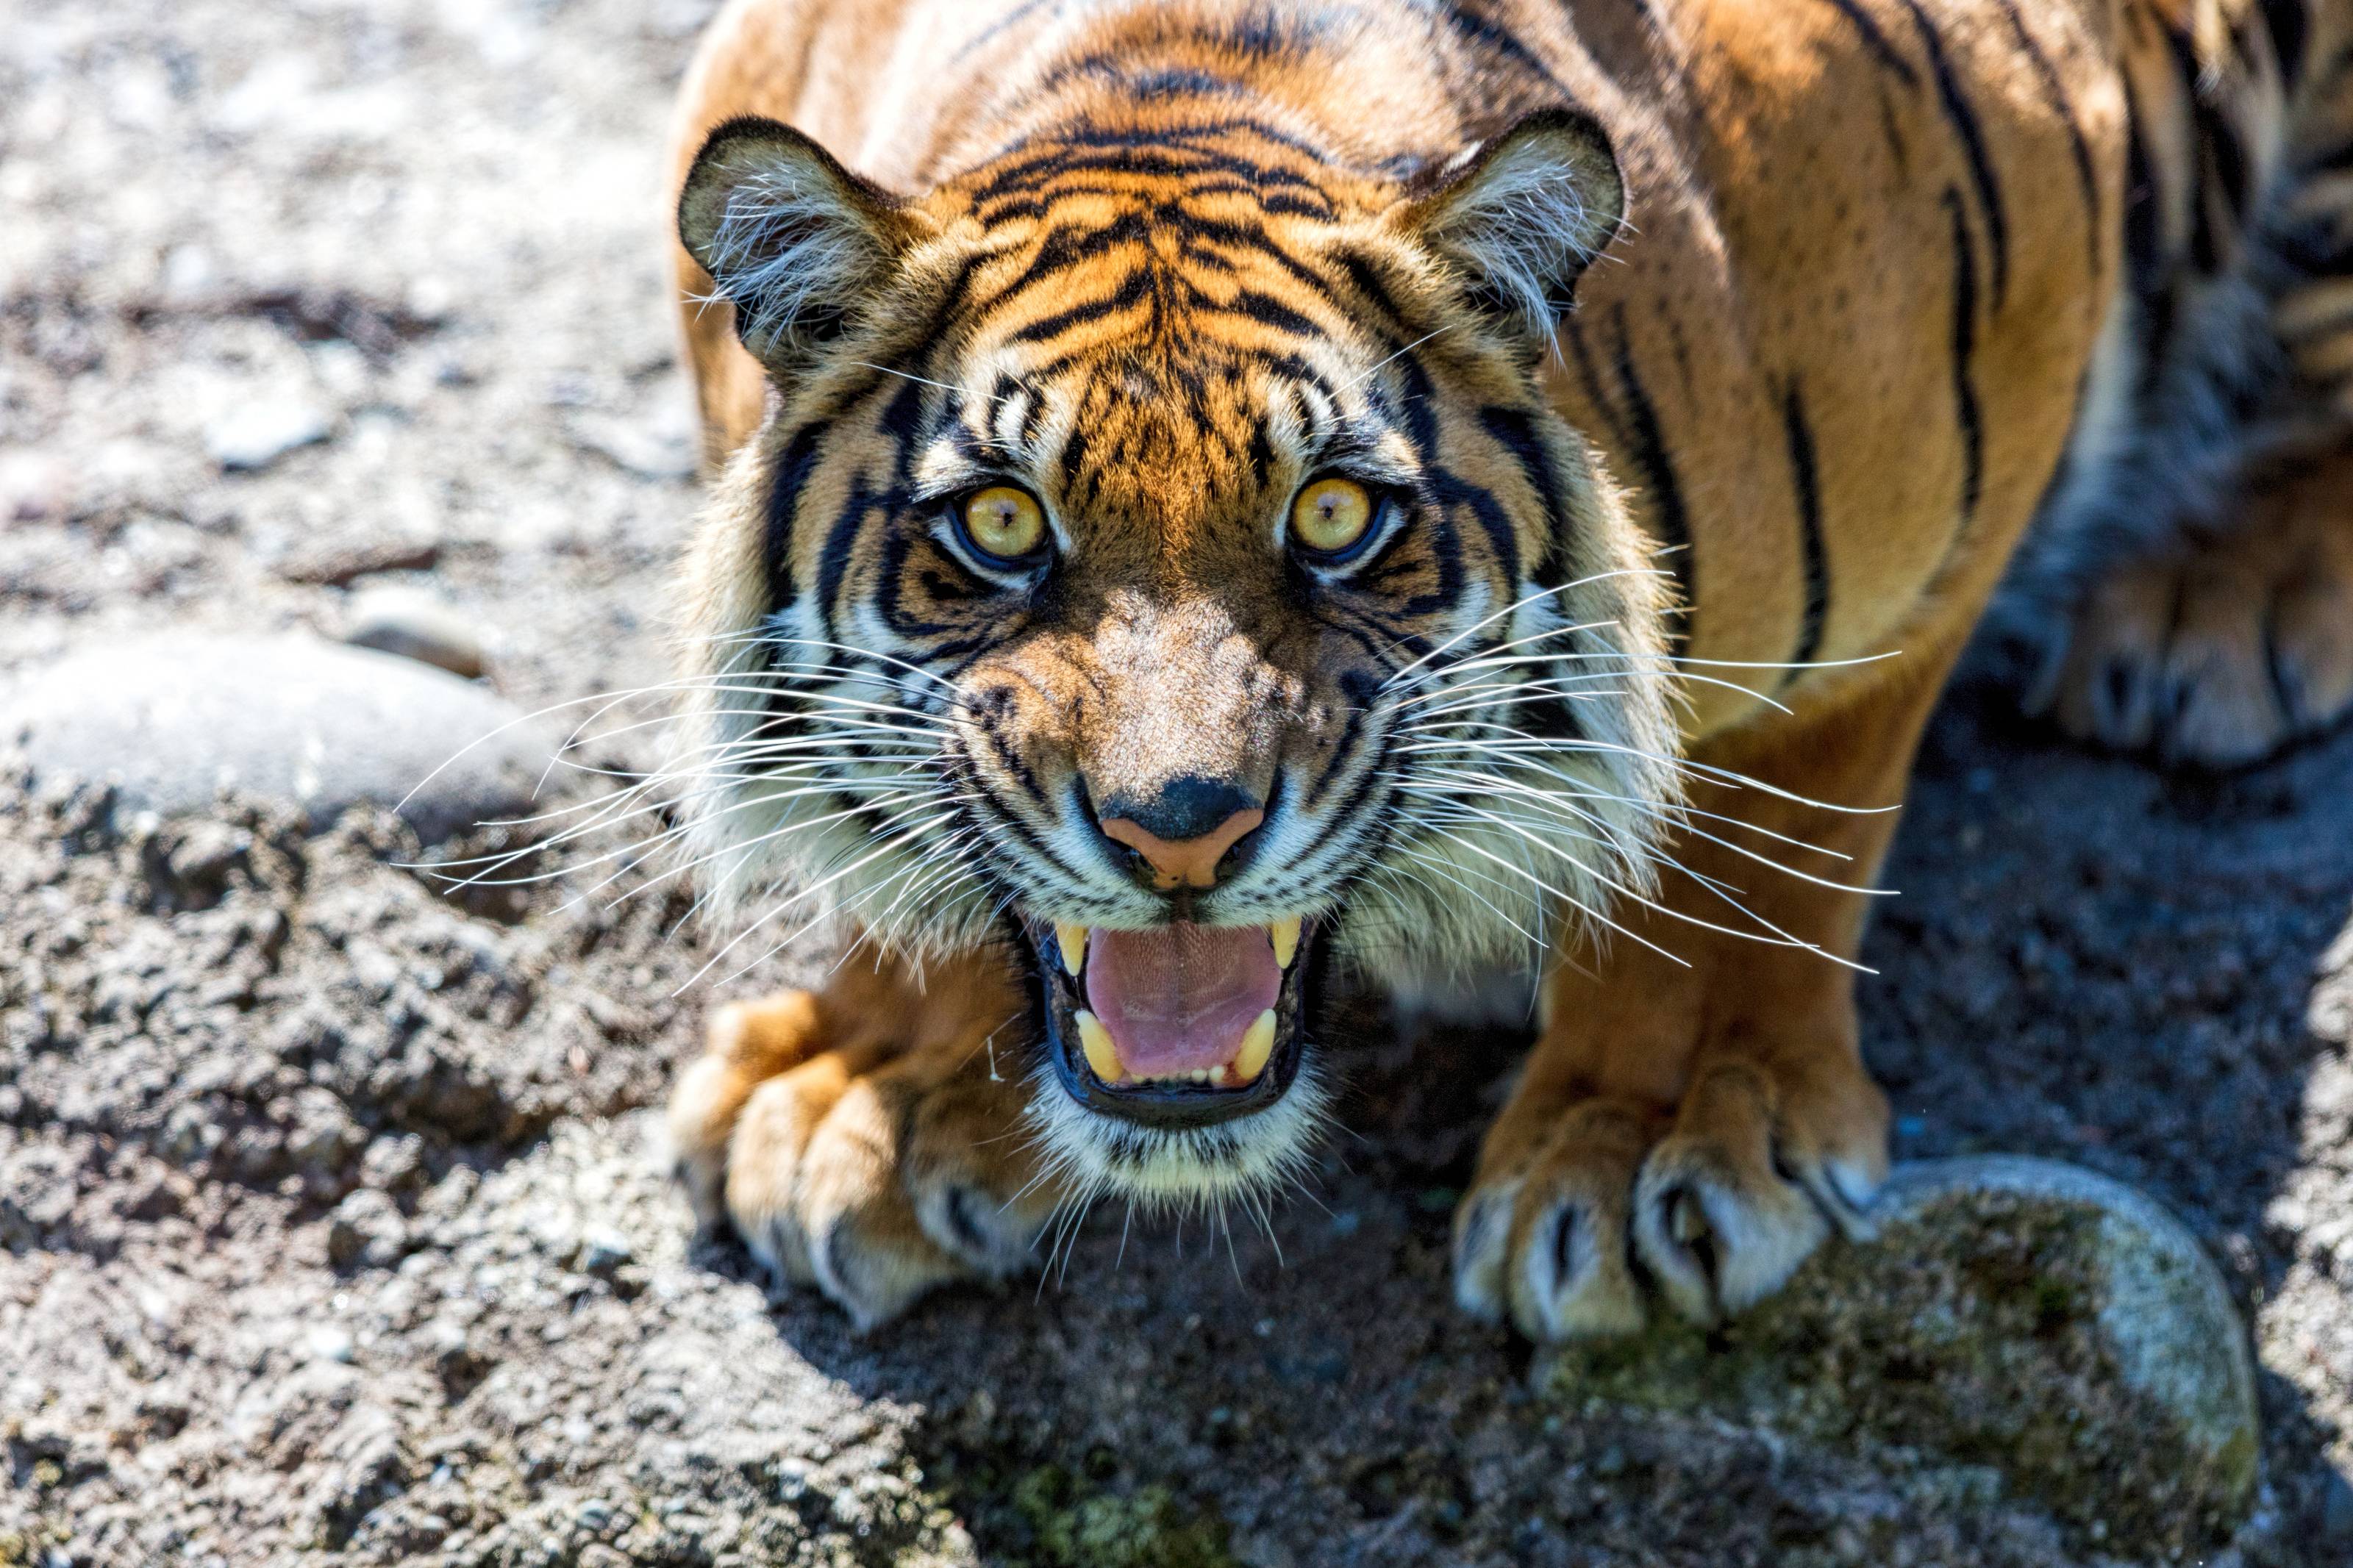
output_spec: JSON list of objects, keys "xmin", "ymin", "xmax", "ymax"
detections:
[{"xmin": 674, "ymin": 111, "xmax": 1679, "ymax": 1204}]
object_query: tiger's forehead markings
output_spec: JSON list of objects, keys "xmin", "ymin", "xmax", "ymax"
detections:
[{"xmin": 963, "ymin": 117, "xmax": 1346, "ymax": 223}]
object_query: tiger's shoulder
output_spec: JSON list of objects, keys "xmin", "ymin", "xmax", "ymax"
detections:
[{"xmin": 1525, "ymin": 0, "xmax": 2137, "ymax": 734}]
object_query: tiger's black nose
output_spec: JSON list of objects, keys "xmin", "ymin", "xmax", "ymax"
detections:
[{"xmin": 1092, "ymin": 775, "xmax": 1264, "ymax": 891}]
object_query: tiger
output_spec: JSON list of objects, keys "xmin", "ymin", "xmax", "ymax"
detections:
[{"xmin": 657, "ymin": 0, "xmax": 2353, "ymax": 1338}]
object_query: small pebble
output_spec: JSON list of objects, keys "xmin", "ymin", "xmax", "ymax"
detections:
[
  {"xmin": 575, "ymin": 1225, "xmax": 635, "ymax": 1276},
  {"xmin": 343, "ymin": 585, "xmax": 486, "ymax": 680},
  {"xmin": 276, "ymin": 537, "xmax": 440, "ymax": 587},
  {"xmin": 206, "ymin": 398, "xmax": 331, "ymax": 471}
]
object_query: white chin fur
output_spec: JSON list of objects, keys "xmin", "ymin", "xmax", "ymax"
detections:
[{"xmin": 1020, "ymin": 1057, "xmax": 1332, "ymax": 1211}]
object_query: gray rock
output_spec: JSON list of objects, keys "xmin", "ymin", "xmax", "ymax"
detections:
[
  {"xmin": 342, "ymin": 585, "xmax": 486, "ymax": 680},
  {"xmin": 205, "ymin": 398, "xmax": 332, "ymax": 471},
  {"xmin": 0, "ymin": 634, "xmax": 557, "ymax": 843},
  {"xmin": 1542, "ymin": 1155, "xmax": 2261, "ymax": 1561}
]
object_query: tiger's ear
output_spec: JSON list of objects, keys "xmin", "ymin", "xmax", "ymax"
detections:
[
  {"xmin": 1404, "ymin": 109, "xmax": 1625, "ymax": 340},
  {"xmin": 678, "ymin": 117, "xmax": 929, "ymax": 365}
]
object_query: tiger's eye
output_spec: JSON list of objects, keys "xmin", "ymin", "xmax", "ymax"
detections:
[
  {"xmin": 1291, "ymin": 477, "xmax": 1375, "ymax": 555},
  {"xmin": 962, "ymin": 485, "xmax": 1046, "ymax": 560}
]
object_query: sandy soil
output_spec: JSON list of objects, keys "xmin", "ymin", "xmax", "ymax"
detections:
[{"xmin": 4, "ymin": 1, "xmax": 2351, "ymax": 1564}]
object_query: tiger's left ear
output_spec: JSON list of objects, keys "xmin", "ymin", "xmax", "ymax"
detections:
[{"xmin": 1403, "ymin": 109, "xmax": 1625, "ymax": 340}]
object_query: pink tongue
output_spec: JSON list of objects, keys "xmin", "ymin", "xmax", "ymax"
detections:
[{"xmin": 1085, "ymin": 923, "xmax": 1280, "ymax": 1077}]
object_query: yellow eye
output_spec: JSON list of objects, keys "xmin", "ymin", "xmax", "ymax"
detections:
[
  {"xmin": 1291, "ymin": 477, "xmax": 1375, "ymax": 556},
  {"xmin": 961, "ymin": 485, "xmax": 1047, "ymax": 561}
]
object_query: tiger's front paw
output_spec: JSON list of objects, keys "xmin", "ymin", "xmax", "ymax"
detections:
[
  {"xmin": 668, "ymin": 987, "xmax": 1061, "ymax": 1328},
  {"xmin": 1452, "ymin": 1045, "xmax": 1888, "ymax": 1341}
]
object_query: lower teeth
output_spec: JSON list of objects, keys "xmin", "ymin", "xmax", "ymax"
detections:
[{"xmin": 1125, "ymin": 1067, "xmax": 1224, "ymax": 1086}]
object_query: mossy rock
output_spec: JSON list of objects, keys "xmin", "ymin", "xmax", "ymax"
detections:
[
  {"xmin": 1541, "ymin": 1156, "xmax": 2259, "ymax": 1559},
  {"xmin": 1008, "ymin": 1467, "xmax": 1236, "ymax": 1568}
]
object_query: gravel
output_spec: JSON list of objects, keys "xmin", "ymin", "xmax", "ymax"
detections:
[{"xmin": 3, "ymin": 0, "xmax": 2351, "ymax": 1564}]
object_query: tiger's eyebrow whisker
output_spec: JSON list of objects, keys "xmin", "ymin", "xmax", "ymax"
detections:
[
  {"xmin": 848, "ymin": 360, "xmax": 963, "ymax": 394},
  {"xmin": 1340, "ymin": 323, "xmax": 1460, "ymax": 390}
]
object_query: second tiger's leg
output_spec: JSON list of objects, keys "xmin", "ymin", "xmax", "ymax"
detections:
[
  {"xmin": 2034, "ymin": 1, "xmax": 2353, "ymax": 765},
  {"xmin": 2039, "ymin": 437, "xmax": 2353, "ymax": 764}
]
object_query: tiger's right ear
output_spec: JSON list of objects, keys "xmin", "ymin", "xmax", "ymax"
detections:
[
  {"xmin": 1402, "ymin": 109, "xmax": 1625, "ymax": 343},
  {"xmin": 678, "ymin": 117, "xmax": 929, "ymax": 365}
]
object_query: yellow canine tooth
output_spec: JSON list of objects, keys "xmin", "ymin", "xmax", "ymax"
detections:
[
  {"xmin": 1233, "ymin": 1009, "xmax": 1278, "ymax": 1084},
  {"xmin": 1269, "ymin": 917, "xmax": 1302, "ymax": 971},
  {"xmin": 1054, "ymin": 922, "xmax": 1087, "ymax": 977},
  {"xmin": 1074, "ymin": 1009, "xmax": 1121, "ymax": 1084}
]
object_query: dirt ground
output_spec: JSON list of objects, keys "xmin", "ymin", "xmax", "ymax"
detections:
[{"xmin": 4, "ymin": 1, "xmax": 2351, "ymax": 1564}]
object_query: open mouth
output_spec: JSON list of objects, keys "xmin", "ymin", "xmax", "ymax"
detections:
[{"xmin": 1028, "ymin": 914, "xmax": 1321, "ymax": 1128}]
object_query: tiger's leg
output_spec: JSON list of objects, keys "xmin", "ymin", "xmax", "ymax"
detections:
[
  {"xmin": 2038, "ymin": 437, "xmax": 2353, "ymax": 765},
  {"xmin": 1452, "ymin": 650, "xmax": 1955, "ymax": 1339},
  {"xmin": 666, "ymin": 943, "xmax": 1065, "ymax": 1328}
]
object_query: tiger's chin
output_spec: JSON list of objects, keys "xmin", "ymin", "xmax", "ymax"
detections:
[{"xmin": 1018, "ymin": 913, "xmax": 1336, "ymax": 1206}]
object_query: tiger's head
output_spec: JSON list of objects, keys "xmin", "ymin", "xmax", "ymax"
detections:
[{"xmin": 672, "ymin": 105, "xmax": 1679, "ymax": 1206}]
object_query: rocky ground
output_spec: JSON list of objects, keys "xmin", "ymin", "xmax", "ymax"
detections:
[{"xmin": 4, "ymin": 1, "xmax": 2353, "ymax": 1564}]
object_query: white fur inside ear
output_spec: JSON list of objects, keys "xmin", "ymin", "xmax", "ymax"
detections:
[
  {"xmin": 688, "ymin": 143, "xmax": 891, "ymax": 357},
  {"xmin": 1424, "ymin": 123, "xmax": 1623, "ymax": 337}
]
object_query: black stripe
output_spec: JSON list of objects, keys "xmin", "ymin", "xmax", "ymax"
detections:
[
  {"xmin": 813, "ymin": 376, "xmax": 926, "ymax": 636},
  {"xmin": 2119, "ymin": 78, "xmax": 2185, "ymax": 393},
  {"xmin": 2121, "ymin": 80, "xmax": 2163, "ymax": 286},
  {"xmin": 972, "ymin": 134, "xmax": 1332, "ymax": 207},
  {"xmin": 968, "ymin": 726, "xmax": 1099, "ymax": 895},
  {"xmin": 1040, "ymin": 59, "xmax": 1252, "ymax": 100},
  {"xmin": 814, "ymin": 478, "xmax": 879, "ymax": 642},
  {"xmin": 952, "ymin": 0, "xmax": 1055, "ymax": 65},
  {"xmin": 1225, "ymin": 286, "xmax": 1322, "ymax": 338},
  {"xmin": 1438, "ymin": 3, "xmax": 1571, "ymax": 96},
  {"xmin": 1779, "ymin": 382, "xmax": 1831, "ymax": 679},
  {"xmin": 1899, "ymin": 0, "xmax": 2010, "ymax": 304},
  {"xmin": 1559, "ymin": 313, "xmax": 1631, "ymax": 452},
  {"xmin": 1818, "ymin": 0, "xmax": 1919, "ymax": 86},
  {"xmin": 1606, "ymin": 304, "xmax": 1696, "ymax": 648},
  {"xmin": 1329, "ymin": 248, "xmax": 1413, "ymax": 332},
  {"xmin": 1942, "ymin": 189, "xmax": 1984, "ymax": 521},
  {"xmin": 1991, "ymin": 0, "xmax": 2102, "ymax": 277},
  {"xmin": 763, "ymin": 419, "xmax": 832, "ymax": 613},
  {"xmin": 2263, "ymin": 0, "xmax": 2310, "ymax": 84},
  {"xmin": 1429, "ymin": 470, "xmax": 1521, "ymax": 594},
  {"xmin": 1477, "ymin": 404, "xmax": 1580, "ymax": 598},
  {"xmin": 1304, "ymin": 667, "xmax": 1384, "ymax": 812},
  {"xmin": 1005, "ymin": 267, "xmax": 1154, "ymax": 344}
]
